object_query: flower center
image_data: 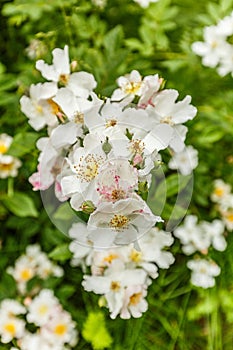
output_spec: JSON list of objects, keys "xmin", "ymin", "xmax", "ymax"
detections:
[
  {"xmin": 214, "ymin": 188, "xmax": 224, "ymax": 197},
  {"xmin": 54, "ymin": 323, "xmax": 67, "ymax": 336},
  {"xmin": 20, "ymin": 268, "xmax": 32, "ymax": 281},
  {"xmin": 111, "ymin": 189, "xmax": 126, "ymax": 201},
  {"xmin": 38, "ymin": 304, "xmax": 48, "ymax": 315},
  {"xmin": 74, "ymin": 154, "xmax": 104, "ymax": 182},
  {"xmin": 105, "ymin": 119, "xmax": 117, "ymax": 128},
  {"xmin": 0, "ymin": 162, "xmax": 14, "ymax": 172},
  {"xmin": 225, "ymin": 212, "xmax": 233, "ymax": 222},
  {"xmin": 124, "ymin": 82, "xmax": 142, "ymax": 95},
  {"xmin": 4, "ymin": 323, "xmax": 16, "ymax": 335},
  {"xmin": 129, "ymin": 139, "xmax": 145, "ymax": 155},
  {"xmin": 103, "ymin": 253, "xmax": 119, "ymax": 264},
  {"xmin": 0, "ymin": 142, "xmax": 8, "ymax": 154},
  {"xmin": 130, "ymin": 249, "xmax": 142, "ymax": 263},
  {"xmin": 110, "ymin": 281, "xmax": 121, "ymax": 292},
  {"xmin": 59, "ymin": 74, "xmax": 69, "ymax": 85},
  {"xmin": 109, "ymin": 214, "xmax": 129, "ymax": 230},
  {"xmin": 47, "ymin": 99, "xmax": 61, "ymax": 115},
  {"xmin": 74, "ymin": 112, "xmax": 84, "ymax": 124},
  {"xmin": 160, "ymin": 116, "xmax": 174, "ymax": 125},
  {"xmin": 129, "ymin": 292, "xmax": 142, "ymax": 306}
]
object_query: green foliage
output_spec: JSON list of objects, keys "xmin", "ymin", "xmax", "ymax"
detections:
[{"xmin": 82, "ymin": 311, "xmax": 113, "ymax": 350}]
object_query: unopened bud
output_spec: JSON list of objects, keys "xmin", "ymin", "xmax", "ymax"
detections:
[{"xmin": 80, "ymin": 200, "xmax": 95, "ymax": 214}]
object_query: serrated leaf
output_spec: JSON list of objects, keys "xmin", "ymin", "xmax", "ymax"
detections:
[
  {"xmin": 82, "ymin": 312, "xmax": 113, "ymax": 350},
  {"xmin": 2, "ymin": 192, "xmax": 38, "ymax": 217}
]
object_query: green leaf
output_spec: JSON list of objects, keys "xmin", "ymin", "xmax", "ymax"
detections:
[
  {"xmin": 82, "ymin": 312, "xmax": 113, "ymax": 350},
  {"xmin": 2, "ymin": 192, "xmax": 38, "ymax": 217},
  {"xmin": 48, "ymin": 244, "xmax": 72, "ymax": 262},
  {"xmin": 7, "ymin": 132, "xmax": 38, "ymax": 157}
]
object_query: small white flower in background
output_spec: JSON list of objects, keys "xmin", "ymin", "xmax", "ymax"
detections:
[
  {"xmin": 0, "ymin": 300, "xmax": 26, "ymax": 317},
  {"xmin": 192, "ymin": 12, "xmax": 233, "ymax": 76},
  {"xmin": 168, "ymin": 145, "xmax": 198, "ymax": 175},
  {"xmin": 211, "ymin": 179, "xmax": 231, "ymax": 203},
  {"xmin": 26, "ymin": 289, "xmax": 59, "ymax": 327},
  {"xmin": 0, "ymin": 154, "xmax": 22, "ymax": 179},
  {"xmin": 174, "ymin": 215, "xmax": 210, "ymax": 255},
  {"xmin": 0, "ymin": 133, "xmax": 13, "ymax": 154},
  {"xmin": 133, "ymin": 0, "xmax": 159, "ymax": 8},
  {"xmin": 7, "ymin": 245, "xmax": 63, "ymax": 294},
  {"xmin": 201, "ymin": 220, "xmax": 227, "ymax": 251},
  {"xmin": 187, "ymin": 259, "xmax": 221, "ymax": 289},
  {"xmin": 0, "ymin": 314, "xmax": 26, "ymax": 344},
  {"xmin": 0, "ymin": 133, "xmax": 22, "ymax": 178}
]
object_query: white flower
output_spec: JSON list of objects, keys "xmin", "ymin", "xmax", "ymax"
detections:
[
  {"xmin": 26, "ymin": 289, "xmax": 59, "ymax": 326},
  {"xmin": 111, "ymin": 70, "xmax": 144, "ymax": 103},
  {"xmin": 145, "ymin": 89, "xmax": 197, "ymax": 152},
  {"xmin": 0, "ymin": 154, "xmax": 22, "ymax": 178},
  {"xmin": 192, "ymin": 26, "xmax": 227, "ymax": 68},
  {"xmin": 68, "ymin": 222, "xmax": 93, "ymax": 268},
  {"xmin": 168, "ymin": 145, "xmax": 198, "ymax": 175},
  {"xmin": 221, "ymin": 208, "xmax": 233, "ymax": 231},
  {"xmin": 36, "ymin": 45, "xmax": 70, "ymax": 83},
  {"xmin": 0, "ymin": 300, "xmax": 26, "ymax": 317},
  {"xmin": 20, "ymin": 82, "xmax": 59, "ymax": 131},
  {"xmin": 96, "ymin": 158, "xmax": 138, "ymax": 203},
  {"xmin": 211, "ymin": 179, "xmax": 231, "ymax": 203},
  {"xmin": 120, "ymin": 284, "xmax": 148, "ymax": 319},
  {"xmin": 87, "ymin": 194, "xmax": 162, "ymax": 248},
  {"xmin": 20, "ymin": 333, "xmax": 52, "ymax": 350},
  {"xmin": 82, "ymin": 259, "xmax": 148, "ymax": 319},
  {"xmin": 0, "ymin": 133, "xmax": 13, "ymax": 154},
  {"xmin": 52, "ymin": 88, "xmax": 99, "ymax": 123},
  {"xmin": 125, "ymin": 228, "xmax": 174, "ymax": 279},
  {"xmin": 173, "ymin": 215, "xmax": 210, "ymax": 255},
  {"xmin": 133, "ymin": 0, "xmax": 159, "ymax": 8},
  {"xmin": 202, "ymin": 220, "xmax": 227, "ymax": 251},
  {"xmin": 61, "ymin": 134, "xmax": 107, "ymax": 205},
  {"xmin": 41, "ymin": 310, "xmax": 78, "ymax": 347},
  {"xmin": 0, "ymin": 315, "xmax": 25, "ymax": 343},
  {"xmin": 85, "ymin": 98, "xmax": 151, "ymax": 140},
  {"xmin": 187, "ymin": 259, "xmax": 221, "ymax": 289}
]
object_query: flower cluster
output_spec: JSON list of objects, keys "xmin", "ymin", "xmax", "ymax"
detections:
[
  {"xmin": 0, "ymin": 245, "xmax": 78, "ymax": 350},
  {"xmin": 0, "ymin": 133, "xmax": 21, "ymax": 179},
  {"xmin": 7, "ymin": 244, "xmax": 64, "ymax": 294},
  {"xmin": 192, "ymin": 11, "xmax": 233, "ymax": 77},
  {"xmin": 69, "ymin": 222, "xmax": 174, "ymax": 319},
  {"xmin": 0, "ymin": 290, "xmax": 78, "ymax": 350},
  {"xmin": 211, "ymin": 179, "xmax": 233, "ymax": 231},
  {"xmin": 20, "ymin": 45, "xmax": 197, "ymax": 249},
  {"xmin": 174, "ymin": 215, "xmax": 226, "ymax": 288}
]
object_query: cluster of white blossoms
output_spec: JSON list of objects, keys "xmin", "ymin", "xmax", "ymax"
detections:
[
  {"xmin": 0, "ymin": 246, "xmax": 78, "ymax": 349},
  {"xmin": 0, "ymin": 133, "xmax": 22, "ymax": 179},
  {"xmin": 7, "ymin": 244, "xmax": 64, "ymax": 294},
  {"xmin": 0, "ymin": 290, "xmax": 78, "ymax": 350},
  {"xmin": 20, "ymin": 45, "xmax": 198, "ymax": 250},
  {"xmin": 69, "ymin": 222, "xmax": 174, "ymax": 319},
  {"xmin": 174, "ymin": 215, "xmax": 226, "ymax": 288},
  {"xmin": 192, "ymin": 11, "xmax": 233, "ymax": 77},
  {"xmin": 211, "ymin": 179, "xmax": 233, "ymax": 231}
]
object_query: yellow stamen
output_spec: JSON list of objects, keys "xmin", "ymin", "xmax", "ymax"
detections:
[{"xmin": 129, "ymin": 292, "xmax": 142, "ymax": 306}]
